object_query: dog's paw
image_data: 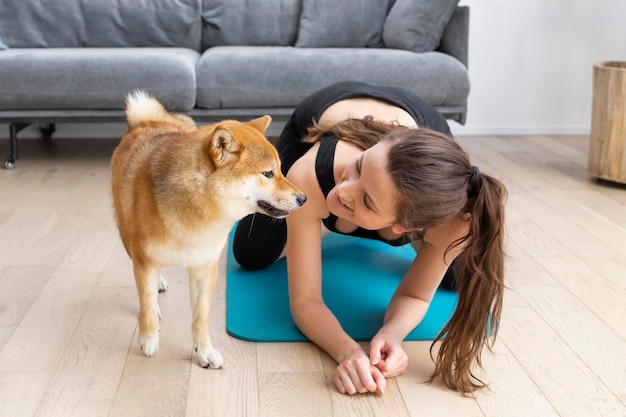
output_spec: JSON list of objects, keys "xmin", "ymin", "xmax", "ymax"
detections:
[
  {"xmin": 158, "ymin": 275, "xmax": 168, "ymax": 292},
  {"xmin": 139, "ymin": 332, "xmax": 160, "ymax": 357},
  {"xmin": 196, "ymin": 347, "xmax": 224, "ymax": 369}
]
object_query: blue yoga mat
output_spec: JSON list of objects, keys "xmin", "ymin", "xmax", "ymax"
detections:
[{"xmin": 226, "ymin": 231, "xmax": 459, "ymax": 342}]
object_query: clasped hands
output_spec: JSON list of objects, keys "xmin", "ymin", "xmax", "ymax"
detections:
[{"xmin": 333, "ymin": 333, "xmax": 408, "ymax": 395}]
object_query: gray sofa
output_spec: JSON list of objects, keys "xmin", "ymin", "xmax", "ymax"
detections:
[{"xmin": 0, "ymin": 0, "xmax": 470, "ymax": 169}]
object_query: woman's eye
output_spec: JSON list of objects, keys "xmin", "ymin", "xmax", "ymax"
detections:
[
  {"xmin": 262, "ymin": 171, "xmax": 274, "ymax": 178},
  {"xmin": 363, "ymin": 195, "xmax": 373, "ymax": 211}
]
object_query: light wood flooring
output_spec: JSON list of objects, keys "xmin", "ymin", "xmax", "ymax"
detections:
[{"xmin": 0, "ymin": 134, "xmax": 624, "ymax": 417}]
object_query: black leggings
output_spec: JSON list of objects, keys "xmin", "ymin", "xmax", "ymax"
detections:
[{"xmin": 233, "ymin": 214, "xmax": 287, "ymax": 271}]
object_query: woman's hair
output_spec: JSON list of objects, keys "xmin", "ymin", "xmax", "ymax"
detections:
[
  {"xmin": 304, "ymin": 116, "xmax": 402, "ymax": 148},
  {"xmin": 306, "ymin": 117, "xmax": 508, "ymax": 394}
]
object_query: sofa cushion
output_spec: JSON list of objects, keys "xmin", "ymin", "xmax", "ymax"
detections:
[
  {"xmin": 196, "ymin": 46, "xmax": 469, "ymax": 109},
  {"xmin": 383, "ymin": 0, "xmax": 460, "ymax": 53},
  {"xmin": 0, "ymin": 0, "xmax": 202, "ymax": 50},
  {"xmin": 202, "ymin": 0, "xmax": 301, "ymax": 49},
  {"xmin": 0, "ymin": 48, "xmax": 199, "ymax": 111},
  {"xmin": 295, "ymin": 0, "xmax": 388, "ymax": 48}
]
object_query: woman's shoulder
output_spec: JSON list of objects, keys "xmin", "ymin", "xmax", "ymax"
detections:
[
  {"xmin": 286, "ymin": 142, "xmax": 319, "ymax": 184},
  {"xmin": 286, "ymin": 143, "xmax": 329, "ymax": 218},
  {"xmin": 423, "ymin": 216, "xmax": 471, "ymax": 258}
]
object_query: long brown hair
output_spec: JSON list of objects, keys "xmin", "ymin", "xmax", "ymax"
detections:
[
  {"xmin": 304, "ymin": 116, "xmax": 403, "ymax": 148},
  {"xmin": 306, "ymin": 117, "xmax": 507, "ymax": 394}
]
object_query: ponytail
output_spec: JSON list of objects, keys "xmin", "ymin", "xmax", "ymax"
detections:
[{"xmin": 429, "ymin": 172, "xmax": 507, "ymax": 393}]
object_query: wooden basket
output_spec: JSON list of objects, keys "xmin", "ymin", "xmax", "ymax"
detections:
[{"xmin": 588, "ymin": 61, "xmax": 626, "ymax": 184}]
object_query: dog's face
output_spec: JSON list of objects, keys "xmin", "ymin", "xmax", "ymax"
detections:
[{"xmin": 205, "ymin": 116, "xmax": 306, "ymax": 220}]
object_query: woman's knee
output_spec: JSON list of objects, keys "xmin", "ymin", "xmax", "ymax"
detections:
[{"xmin": 232, "ymin": 214, "xmax": 287, "ymax": 270}]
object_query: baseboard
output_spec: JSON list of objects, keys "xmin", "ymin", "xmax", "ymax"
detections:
[{"xmin": 449, "ymin": 123, "xmax": 591, "ymax": 136}]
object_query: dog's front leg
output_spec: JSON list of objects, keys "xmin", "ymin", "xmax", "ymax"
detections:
[
  {"xmin": 188, "ymin": 262, "xmax": 224, "ymax": 369},
  {"xmin": 133, "ymin": 260, "xmax": 161, "ymax": 357}
]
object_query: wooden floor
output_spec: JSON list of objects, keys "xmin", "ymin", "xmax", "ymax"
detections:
[{"xmin": 0, "ymin": 134, "xmax": 624, "ymax": 417}]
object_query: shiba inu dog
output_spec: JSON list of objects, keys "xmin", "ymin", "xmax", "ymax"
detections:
[{"xmin": 111, "ymin": 91, "xmax": 306, "ymax": 368}]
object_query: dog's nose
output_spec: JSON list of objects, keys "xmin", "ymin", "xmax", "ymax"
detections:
[{"xmin": 296, "ymin": 193, "xmax": 307, "ymax": 207}]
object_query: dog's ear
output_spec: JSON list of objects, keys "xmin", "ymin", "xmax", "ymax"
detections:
[
  {"xmin": 210, "ymin": 129, "xmax": 241, "ymax": 166},
  {"xmin": 247, "ymin": 115, "xmax": 271, "ymax": 134}
]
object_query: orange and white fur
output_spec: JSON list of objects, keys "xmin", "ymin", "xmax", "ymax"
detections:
[{"xmin": 111, "ymin": 91, "xmax": 306, "ymax": 368}]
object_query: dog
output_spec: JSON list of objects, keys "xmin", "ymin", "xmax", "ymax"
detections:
[{"xmin": 111, "ymin": 91, "xmax": 306, "ymax": 368}]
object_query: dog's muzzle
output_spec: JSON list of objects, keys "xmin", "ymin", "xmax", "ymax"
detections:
[{"xmin": 257, "ymin": 193, "xmax": 306, "ymax": 218}]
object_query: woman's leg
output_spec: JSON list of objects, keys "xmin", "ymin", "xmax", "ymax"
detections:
[{"xmin": 232, "ymin": 214, "xmax": 287, "ymax": 270}]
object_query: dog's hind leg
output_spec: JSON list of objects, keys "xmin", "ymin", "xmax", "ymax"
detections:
[
  {"xmin": 133, "ymin": 260, "xmax": 161, "ymax": 357},
  {"xmin": 188, "ymin": 262, "xmax": 224, "ymax": 369}
]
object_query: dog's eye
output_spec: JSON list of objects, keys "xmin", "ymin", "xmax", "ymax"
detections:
[{"xmin": 262, "ymin": 171, "xmax": 274, "ymax": 179}]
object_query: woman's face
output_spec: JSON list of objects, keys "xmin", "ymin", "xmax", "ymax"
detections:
[{"xmin": 327, "ymin": 140, "xmax": 400, "ymax": 230}]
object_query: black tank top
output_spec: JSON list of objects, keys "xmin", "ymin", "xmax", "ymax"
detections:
[{"xmin": 315, "ymin": 135, "xmax": 410, "ymax": 247}]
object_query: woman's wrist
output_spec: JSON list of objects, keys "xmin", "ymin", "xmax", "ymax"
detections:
[
  {"xmin": 375, "ymin": 326, "xmax": 405, "ymax": 345},
  {"xmin": 334, "ymin": 340, "xmax": 367, "ymax": 364}
]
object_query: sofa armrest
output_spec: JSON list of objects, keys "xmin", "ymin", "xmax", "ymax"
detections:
[{"xmin": 437, "ymin": 6, "xmax": 469, "ymax": 68}]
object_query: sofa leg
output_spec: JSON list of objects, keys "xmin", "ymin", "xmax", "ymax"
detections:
[
  {"xmin": 4, "ymin": 123, "xmax": 30, "ymax": 170},
  {"xmin": 40, "ymin": 123, "xmax": 56, "ymax": 141}
]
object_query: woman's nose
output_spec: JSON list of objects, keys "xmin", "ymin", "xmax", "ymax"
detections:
[{"xmin": 337, "ymin": 183, "xmax": 355, "ymax": 202}]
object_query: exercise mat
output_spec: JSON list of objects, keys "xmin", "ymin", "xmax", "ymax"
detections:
[{"xmin": 226, "ymin": 231, "xmax": 458, "ymax": 342}]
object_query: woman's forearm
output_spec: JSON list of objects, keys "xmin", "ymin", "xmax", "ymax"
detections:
[
  {"xmin": 379, "ymin": 244, "xmax": 452, "ymax": 342},
  {"xmin": 291, "ymin": 298, "xmax": 363, "ymax": 363},
  {"xmin": 378, "ymin": 294, "xmax": 430, "ymax": 341}
]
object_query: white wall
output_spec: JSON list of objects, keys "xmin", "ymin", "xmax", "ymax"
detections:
[
  {"xmin": 451, "ymin": 0, "xmax": 626, "ymax": 136},
  {"xmin": 3, "ymin": 0, "xmax": 626, "ymax": 140}
]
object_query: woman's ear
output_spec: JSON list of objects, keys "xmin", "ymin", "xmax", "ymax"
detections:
[
  {"xmin": 391, "ymin": 223, "xmax": 423, "ymax": 234},
  {"xmin": 391, "ymin": 224, "xmax": 410, "ymax": 234}
]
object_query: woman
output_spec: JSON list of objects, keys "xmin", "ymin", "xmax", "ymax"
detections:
[{"xmin": 233, "ymin": 81, "xmax": 507, "ymax": 395}]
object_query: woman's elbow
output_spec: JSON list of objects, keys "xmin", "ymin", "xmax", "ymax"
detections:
[{"xmin": 289, "ymin": 296, "xmax": 319, "ymax": 325}]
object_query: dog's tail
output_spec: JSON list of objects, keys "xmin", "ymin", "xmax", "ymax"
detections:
[
  {"xmin": 125, "ymin": 90, "xmax": 168, "ymax": 129},
  {"xmin": 124, "ymin": 90, "xmax": 196, "ymax": 131}
]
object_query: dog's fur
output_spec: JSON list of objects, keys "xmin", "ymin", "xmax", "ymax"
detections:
[{"xmin": 111, "ymin": 91, "xmax": 305, "ymax": 368}]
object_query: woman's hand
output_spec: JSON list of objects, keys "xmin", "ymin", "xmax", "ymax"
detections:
[
  {"xmin": 333, "ymin": 348, "xmax": 387, "ymax": 395},
  {"xmin": 369, "ymin": 333, "xmax": 408, "ymax": 378}
]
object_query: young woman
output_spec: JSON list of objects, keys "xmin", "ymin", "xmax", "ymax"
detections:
[{"xmin": 233, "ymin": 81, "xmax": 507, "ymax": 395}]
